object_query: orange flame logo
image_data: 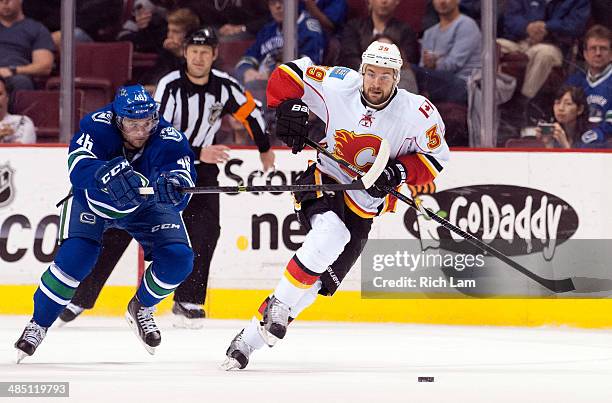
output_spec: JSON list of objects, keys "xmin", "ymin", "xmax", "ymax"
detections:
[{"xmin": 333, "ymin": 130, "xmax": 383, "ymax": 177}]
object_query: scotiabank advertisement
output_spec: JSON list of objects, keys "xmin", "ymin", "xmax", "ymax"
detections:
[{"xmin": 2, "ymin": 146, "xmax": 612, "ymax": 297}]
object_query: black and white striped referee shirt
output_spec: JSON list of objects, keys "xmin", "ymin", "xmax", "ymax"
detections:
[{"xmin": 154, "ymin": 68, "xmax": 270, "ymax": 157}]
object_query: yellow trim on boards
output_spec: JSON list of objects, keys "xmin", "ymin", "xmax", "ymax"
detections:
[{"xmin": 1, "ymin": 285, "xmax": 612, "ymax": 328}]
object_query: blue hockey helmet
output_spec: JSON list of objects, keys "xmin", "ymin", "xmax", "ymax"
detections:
[{"xmin": 113, "ymin": 84, "xmax": 159, "ymax": 131}]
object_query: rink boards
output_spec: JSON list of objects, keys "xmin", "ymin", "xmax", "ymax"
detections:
[{"xmin": 1, "ymin": 145, "xmax": 612, "ymax": 327}]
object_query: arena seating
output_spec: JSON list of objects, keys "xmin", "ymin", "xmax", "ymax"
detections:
[
  {"xmin": 46, "ymin": 42, "xmax": 133, "ymax": 113},
  {"xmin": 13, "ymin": 90, "xmax": 85, "ymax": 143}
]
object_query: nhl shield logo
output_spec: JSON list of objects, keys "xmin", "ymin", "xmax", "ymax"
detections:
[
  {"xmin": 208, "ymin": 102, "xmax": 224, "ymax": 125},
  {"xmin": 0, "ymin": 164, "xmax": 15, "ymax": 208}
]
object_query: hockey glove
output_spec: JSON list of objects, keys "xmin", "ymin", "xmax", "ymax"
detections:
[
  {"xmin": 275, "ymin": 99, "xmax": 309, "ymax": 154},
  {"xmin": 154, "ymin": 172, "xmax": 189, "ymax": 208},
  {"xmin": 95, "ymin": 156, "xmax": 145, "ymax": 208},
  {"xmin": 366, "ymin": 159, "xmax": 407, "ymax": 198}
]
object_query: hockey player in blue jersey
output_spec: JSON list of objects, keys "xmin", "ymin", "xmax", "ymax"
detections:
[{"xmin": 14, "ymin": 85, "xmax": 196, "ymax": 362}]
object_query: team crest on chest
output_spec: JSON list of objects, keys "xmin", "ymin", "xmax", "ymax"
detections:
[
  {"xmin": 333, "ymin": 130, "xmax": 383, "ymax": 177},
  {"xmin": 208, "ymin": 102, "xmax": 224, "ymax": 125},
  {"xmin": 359, "ymin": 110, "xmax": 375, "ymax": 127}
]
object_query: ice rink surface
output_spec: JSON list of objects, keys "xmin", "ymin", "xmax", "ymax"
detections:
[{"xmin": 1, "ymin": 315, "xmax": 611, "ymax": 402}]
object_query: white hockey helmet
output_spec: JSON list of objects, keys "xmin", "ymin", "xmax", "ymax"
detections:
[{"xmin": 360, "ymin": 40, "xmax": 403, "ymax": 86}]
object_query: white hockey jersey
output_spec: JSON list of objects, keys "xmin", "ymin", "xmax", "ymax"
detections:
[{"xmin": 267, "ymin": 57, "xmax": 450, "ymax": 218}]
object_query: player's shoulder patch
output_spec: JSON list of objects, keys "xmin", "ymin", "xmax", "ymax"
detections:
[
  {"xmin": 305, "ymin": 65, "xmax": 330, "ymax": 82},
  {"xmin": 329, "ymin": 67, "xmax": 350, "ymax": 80},
  {"xmin": 405, "ymin": 94, "xmax": 437, "ymax": 120},
  {"xmin": 90, "ymin": 110, "xmax": 113, "ymax": 125},
  {"xmin": 159, "ymin": 126, "xmax": 184, "ymax": 142}
]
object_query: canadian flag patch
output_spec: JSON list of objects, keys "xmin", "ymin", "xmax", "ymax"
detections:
[{"xmin": 418, "ymin": 100, "xmax": 434, "ymax": 118}]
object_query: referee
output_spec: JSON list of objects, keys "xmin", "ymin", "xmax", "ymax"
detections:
[{"xmin": 59, "ymin": 27, "xmax": 274, "ymax": 328}]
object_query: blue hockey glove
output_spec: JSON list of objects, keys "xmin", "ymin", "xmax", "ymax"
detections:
[
  {"xmin": 366, "ymin": 159, "xmax": 407, "ymax": 198},
  {"xmin": 94, "ymin": 156, "xmax": 145, "ymax": 208},
  {"xmin": 154, "ymin": 172, "xmax": 189, "ymax": 207},
  {"xmin": 275, "ymin": 99, "xmax": 309, "ymax": 154}
]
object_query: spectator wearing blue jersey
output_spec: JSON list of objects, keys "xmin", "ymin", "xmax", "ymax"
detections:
[
  {"xmin": 235, "ymin": 0, "xmax": 325, "ymax": 85},
  {"xmin": 300, "ymin": 0, "xmax": 347, "ymax": 65},
  {"xmin": 566, "ymin": 25, "xmax": 612, "ymax": 147},
  {"xmin": 0, "ymin": 0, "xmax": 54, "ymax": 95},
  {"xmin": 300, "ymin": 0, "xmax": 347, "ymax": 34},
  {"xmin": 413, "ymin": 0, "xmax": 481, "ymax": 104}
]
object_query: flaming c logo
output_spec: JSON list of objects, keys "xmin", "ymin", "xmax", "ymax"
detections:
[{"xmin": 333, "ymin": 130, "xmax": 382, "ymax": 177}]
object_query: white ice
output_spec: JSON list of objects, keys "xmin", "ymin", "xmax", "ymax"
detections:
[{"xmin": 1, "ymin": 315, "xmax": 612, "ymax": 402}]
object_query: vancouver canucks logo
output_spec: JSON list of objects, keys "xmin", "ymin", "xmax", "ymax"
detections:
[
  {"xmin": 0, "ymin": 163, "xmax": 15, "ymax": 208},
  {"xmin": 208, "ymin": 102, "xmax": 223, "ymax": 125},
  {"xmin": 333, "ymin": 130, "xmax": 382, "ymax": 177}
]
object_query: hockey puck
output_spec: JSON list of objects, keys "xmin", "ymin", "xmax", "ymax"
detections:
[{"xmin": 418, "ymin": 377, "xmax": 434, "ymax": 382}]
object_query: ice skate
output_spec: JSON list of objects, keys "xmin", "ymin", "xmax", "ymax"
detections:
[
  {"xmin": 57, "ymin": 303, "xmax": 85, "ymax": 326},
  {"xmin": 171, "ymin": 301, "xmax": 205, "ymax": 329},
  {"xmin": 258, "ymin": 296, "xmax": 290, "ymax": 347},
  {"xmin": 125, "ymin": 296, "xmax": 161, "ymax": 355},
  {"xmin": 220, "ymin": 329, "xmax": 255, "ymax": 370},
  {"xmin": 14, "ymin": 320, "xmax": 47, "ymax": 363}
]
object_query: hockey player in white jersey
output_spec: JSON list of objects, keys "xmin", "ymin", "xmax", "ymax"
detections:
[{"xmin": 222, "ymin": 41, "xmax": 450, "ymax": 370}]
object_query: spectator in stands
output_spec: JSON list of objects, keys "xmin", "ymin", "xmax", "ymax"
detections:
[
  {"xmin": 422, "ymin": 0, "xmax": 483, "ymax": 31},
  {"xmin": 0, "ymin": 0, "xmax": 54, "ymax": 94},
  {"xmin": 0, "ymin": 77, "xmax": 36, "ymax": 143},
  {"xmin": 178, "ymin": 0, "xmax": 270, "ymax": 39},
  {"xmin": 339, "ymin": 0, "xmax": 418, "ymax": 71},
  {"xmin": 299, "ymin": 0, "xmax": 347, "ymax": 35},
  {"xmin": 140, "ymin": 8, "xmax": 200, "ymax": 89},
  {"xmin": 565, "ymin": 25, "xmax": 612, "ymax": 146},
  {"xmin": 23, "ymin": 0, "xmax": 123, "ymax": 48},
  {"xmin": 497, "ymin": 0, "xmax": 590, "ymax": 120},
  {"xmin": 412, "ymin": 0, "xmax": 481, "ymax": 104},
  {"xmin": 117, "ymin": 0, "xmax": 168, "ymax": 53},
  {"xmin": 536, "ymin": 85, "xmax": 591, "ymax": 148},
  {"xmin": 235, "ymin": 0, "xmax": 325, "ymax": 85},
  {"xmin": 373, "ymin": 34, "xmax": 418, "ymax": 94},
  {"xmin": 300, "ymin": 0, "xmax": 347, "ymax": 66}
]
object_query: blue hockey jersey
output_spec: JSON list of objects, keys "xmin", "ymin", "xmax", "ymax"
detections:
[
  {"xmin": 236, "ymin": 12, "xmax": 325, "ymax": 79},
  {"xmin": 566, "ymin": 64, "xmax": 612, "ymax": 146},
  {"xmin": 66, "ymin": 105, "xmax": 196, "ymax": 219}
]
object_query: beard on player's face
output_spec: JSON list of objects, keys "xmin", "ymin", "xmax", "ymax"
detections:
[{"xmin": 362, "ymin": 65, "xmax": 395, "ymax": 105}]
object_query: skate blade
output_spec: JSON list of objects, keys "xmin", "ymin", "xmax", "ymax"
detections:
[
  {"xmin": 256, "ymin": 323, "xmax": 279, "ymax": 347},
  {"xmin": 15, "ymin": 349, "xmax": 28, "ymax": 364},
  {"xmin": 172, "ymin": 314, "xmax": 205, "ymax": 330},
  {"xmin": 219, "ymin": 357, "xmax": 242, "ymax": 371},
  {"xmin": 124, "ymin": 312, "xmax": 157, "ymax": 356}
]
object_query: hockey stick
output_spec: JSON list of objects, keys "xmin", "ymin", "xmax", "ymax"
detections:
[
  {"xmin": 304, "ymin": 137, "xmax": 583, "ymax": 294},
  {"xmin": 138, "ymin": 140, "xmax": 390, "ymax": 196},
  {"xmin": 139, "ymin": 182, "xmax": 365, "ymax": 195}
]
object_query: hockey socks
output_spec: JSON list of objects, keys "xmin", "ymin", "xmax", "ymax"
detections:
[
  {"xmin": 273, "ymin": 256, "xmax": 321, "ymax": 307},
  {"xmin": 136, "ymin": 265, "xmax": 183, "ymax": 307},
  {"xmin": 33, "ymin": 263, "xmax": 81, "ymax": 328},
  {"xmin": 136, "ymin": 243, "xmax": 193, "ymax": 307}
]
